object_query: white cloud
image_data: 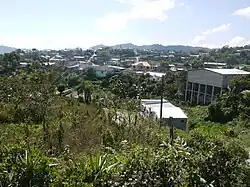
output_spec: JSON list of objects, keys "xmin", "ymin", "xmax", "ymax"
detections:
[
  {"xmin": 233, "ymin": 6, "xmax": 250, "ymax": 19},
  {"xmin": 226, "ymin": 36, "xmax": 250, "ymax": 47},
  {"xmin": 202, "ymin": 23, "xmax": 231, "ymax": 35},
  {"xmin": 96, "ymin": 0, "xmax": 175, "ymax": 32},
  {"xmin": 192, "ymin": 35, "xmax": 206, "ymax": 45},
  {"xmin": 192, "ymin": 23, "xmax": 231, "ymax": 47}
]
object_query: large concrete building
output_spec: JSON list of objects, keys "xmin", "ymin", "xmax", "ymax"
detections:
[{"xmin": 185, "ymin": 68, "xmax": 250, "ymax": 105}]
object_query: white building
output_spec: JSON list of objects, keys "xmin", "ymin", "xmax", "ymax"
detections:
[
  {"xmin": 49, "ymin": 55, "xmax": 67, "ymax": 63},
  {"xmin": 73, "ymin": 56, "xmax": 86, "ymax": 61},
  {"xmin": 132, "ymin": 61, "xmax": 151, "ymax": 71},
  {"xmin": 185, "ymin": 68, "xmax": 250, "ymax": 105},
  {"xmin": 141, "ymin": 99, "xmax": 187, "ymax": 131},
  {"xmin": 203, "ymin": 62, "xmax": 227, "ymax": 68},
  {"xmin": 135, "ymin": 71, "xmax": 165, "ymax": 81},
  {"xmin": 145, "ymin": 72, "xmax": 165, "ymax": 81}
]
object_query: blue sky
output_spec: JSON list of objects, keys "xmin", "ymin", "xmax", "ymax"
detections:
[{"xmin": 0, "ymin": 0, "xmax": 250, "ymax": 49}]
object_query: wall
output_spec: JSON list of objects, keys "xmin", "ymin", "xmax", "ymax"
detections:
[
  {"xmin": 161, "ymin": 118, "xmax": 187, "ymax": 131},
  {"xmin": 95, "ymin": 70, "xmax": 107, "ymax": 78},
  {"xmin": 222, "ymin": 74, "xmax": 241, "ymax": 88},
  {"xmin": 188, "ymin": 69, "xmax": 223, "ymax": 87}
]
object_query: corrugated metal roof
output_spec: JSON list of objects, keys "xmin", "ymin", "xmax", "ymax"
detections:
[
  {"xmin": 146, "ymin": 72, "xmax": 165, "ymax": 78},
  {"xmin": 205, "ymin": 68, "xmax": 250, "ymax": 75},
  {"xmin": 141, "ymin": 99, "xmax": 187, "ymax": 119},
  {"xmin": 204, "ymin": 62, "xmax": 227, "ymax": 66},
  {"xmin": 132, "ymin": 61, "xmax": 151, "ymax": 67}
]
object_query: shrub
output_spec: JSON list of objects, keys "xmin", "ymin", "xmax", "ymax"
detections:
[{"xmin": 0, "ymin": 144, "xmax": 56, "ymax": 186}]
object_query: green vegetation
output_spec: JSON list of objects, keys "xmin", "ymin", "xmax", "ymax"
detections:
[{"xmin": 0, "ymin": 53, "xmax": 250, "ymax": 186}]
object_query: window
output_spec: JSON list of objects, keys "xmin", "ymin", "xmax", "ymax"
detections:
[
  {"xmin": 200, "ymin": 84, "xmax": 206, "ymax": 93},
  {"xmin": 194, "ymin": 83, "xmax": 199, "ymax": 91},
  {"xmin": 181, "ymin": 120, "xmax": 184, "ymax": 123}
]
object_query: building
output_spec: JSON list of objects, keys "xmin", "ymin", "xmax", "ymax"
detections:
[
  {"xmin": 73, "ymin": 56, "xmax": 86, "ymax": 61},
  {"xmin": 91, "ymin": 65, "xmax": 125, "ymax": 78},
  {"xmin": 132, "ymin": 61, "xmax": 151, "ymax": 71},
  {"xmin": 134, "ymin": 71, "xmax": 165, "ymax": 81},
  {"xmin": 185, "ymin": 68, "xmax": 250, "ymax": 105},
  {"xmin": 203, "ymin": 62, "xmax": 227, "ymax": 68},
  {"xmin": 141, "ymin": 99, "xmax": 187, "ymax": 131},
  {"xmin": 49, "ymin": 55, "xmax": 67, "ymax": 63}
]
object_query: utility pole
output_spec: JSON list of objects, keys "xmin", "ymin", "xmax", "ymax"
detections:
[
  {"xmin": 169, "ymin": 117, "xmax": 174, "ymax": 145},
  {"xmin": 119, "ymin": 45, "xmax": 122, "ymax": 65},
  {"xmin": 160, "ymin": 75, "xmax": 164, "ymax": 124}
]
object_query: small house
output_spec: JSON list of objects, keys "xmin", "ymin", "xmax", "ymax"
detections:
[
  {"xmin": 141, "ymin": 99, "xmax": 187, "ymax": 131},
  {"xmin": 132, "ymin": 61, "xmax": 151, "ymax": 71}
]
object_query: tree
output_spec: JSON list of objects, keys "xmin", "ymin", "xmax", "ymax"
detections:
[
  {"xmin": 57, "ymin": 84, "xmax": 66, "ymax": 97},
  {"xmin": 84, "ymin": 81, "xmax": 93, "ymax": 104},
  {"xmin": 87, "ymin": 68, "xmax": 96, "ymax": 80},
  {"xmin": 229, "ymin": 74, "xmax": 250, "ymax": 94},
  {"xmin": 191, "ymin": 59, "xmax": 204, "ymax": 69},
  {"xmin": 68, "ymin": 76, "xmax": 81, "ymax": 88},
  {"xmin": 0, "ymin": 52, "xmax": 20, "ymax": 73}
]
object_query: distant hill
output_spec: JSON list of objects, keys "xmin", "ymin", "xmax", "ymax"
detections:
[
  {"xmin": 91, "ymin": 44, "xmax": 107, "ymax": 50},
  {"xmin": 91, "ymin": 43, "xmax": 210, "ymax": 53},
  {"xmin": 0, "ymin": 45, "xmax": 16, "ymax": 54}
]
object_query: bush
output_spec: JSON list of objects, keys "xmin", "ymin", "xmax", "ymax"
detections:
[{"xmin": 0, "ymin": 144, "xmax": 56, "ymax": 186}]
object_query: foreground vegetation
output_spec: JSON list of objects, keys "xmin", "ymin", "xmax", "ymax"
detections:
[{"xmin": 0, "ymin": 57, "xmax": 250, "ymax": 186}]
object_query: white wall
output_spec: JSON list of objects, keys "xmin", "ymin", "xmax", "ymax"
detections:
[{"xmin": 161, "ymin": 118, "xmax": 187, "ymax": 131}]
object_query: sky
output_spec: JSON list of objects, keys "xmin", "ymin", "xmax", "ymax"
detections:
[{"xmin": 0, "ymin": 0, "xmax": 250, "ymax": 49}]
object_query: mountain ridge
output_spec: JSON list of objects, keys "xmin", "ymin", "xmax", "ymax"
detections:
[
  {"xmin": 91, "ymin": 43, "xmax": 210, "ymax": 53},
  {"xmin": 0, "ymin": 45, "xmax": 16, "ymax": 54}
]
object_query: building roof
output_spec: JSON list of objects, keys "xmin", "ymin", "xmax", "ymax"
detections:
[
  {"xmin": 141, "ymin": 99, "xmax": 187, "ymax": 119},
  {"xmin": 132, "ymin": 61, "xmax": 151, "ymax": 67},
  {"xmin": 205, "ymin": 68, "xmax": 250, "ymax": 75},
  {"xmin": 74, "ymin": 56, "xmax": 85, "ymax": 59},
  {"xmin": 135, "ymin": 71, "xmax": 165, "ymax": 78},
  {"xmin": 204, "ymin": 62, "xmax": 227, "ymax": 66},
  {"xmin": 107, "ymin": 65, "xmax": 125, "ymax": 70},
  {"xmin": 146, "ymin": 72, "xmax": 165, "ymax": 78},
  {"xmin": 67, "ymin": 64, "xmax": 80, "ymax": 69}
]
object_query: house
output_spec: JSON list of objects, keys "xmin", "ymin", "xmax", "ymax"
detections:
[
  {"xmin": 49, "ymin": 55, "xmax": 67, "ymax": 63},
  {"xmin": 145, "ymin": 72, "xmax": 165, "ymax": 81},
  {"xmin": 132, "ymin": 61, "xmax": 151, "ymax": 71},
  {"xmin": 204, "ymin": 62, "xmax": 227, "ymax": 69},
  {"xmin": 73, "ymin": 56, "xmax": 86, "ymax": 61},
  {"xmin": 91, "ymin": 65, "xmax": 119, "ymax": 78},
  {"xmin": 79, "ymin": 62, "xmax": 92, "ymax": 70},
  {"xmin": 95, "ymin": 68, "xmax": 108, "ymax": 78},
  {"xmin": 134, "ymin": 71, "xmax": 165, "ymax": 81},
  {"xmin": 141, "ymin": 99, "xmax": 187, "ymax": 131},
  {"xmin": 190, "ymin": 54, "xmax": 199, "ymax": 58},
  {"xmin": 185, "ymin": 68, "xmax": 250, "ymax": 105},
  {"xmin": 19, "ymin": 62, "xmax": 29, "ymax": 67},
  {"xmin": 107, "ymin": 65, "xmax": 125, "ymax": 72}
]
